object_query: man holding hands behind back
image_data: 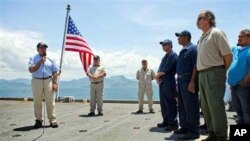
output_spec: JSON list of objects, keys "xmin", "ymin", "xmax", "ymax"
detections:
[{"xmin": 135, "ymin": 59, "xmax": 155, "ymax": 114}]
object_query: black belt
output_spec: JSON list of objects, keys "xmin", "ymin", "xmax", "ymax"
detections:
[
  {"xmin": 34, "ymin": 76, "xmax": 51, "ymax": 80},
  {"xmin": 199, "ymin": 65, "xmax": 225, "ymax": 73},
  {"xmin": 91, "ymin": 81, "xmax": 103, "ymax": 84},
  {"xmin": 178, "ymin": 73, "xmax": 191, "ymax": 78}
]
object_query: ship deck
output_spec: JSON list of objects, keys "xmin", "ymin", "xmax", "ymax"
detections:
[{"xmin": 0, "ymin": 100, "xmax": 236, "ymax": 141}]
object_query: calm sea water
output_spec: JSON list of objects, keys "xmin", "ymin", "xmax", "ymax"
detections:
[
  {"xmin": 0, "ymin": 87, "xmax": 160, "ymax": 100},
  {"xmin": 0, "ymin": 86, "xmax": 231, "ymax": 102}
]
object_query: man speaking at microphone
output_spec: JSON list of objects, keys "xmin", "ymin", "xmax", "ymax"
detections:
[{"xmin": 28, "ymin": 42, "xmax": 59, "ymax": 128}]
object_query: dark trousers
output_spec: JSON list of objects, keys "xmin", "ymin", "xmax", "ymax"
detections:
[
  {"xmin": 231, "ymin": 85, "xmax": 250, "ymax": 125},
  {"xmin": 177, "ymin": 76, "xmax": 199, "ymax": 135},
  {"xmin": 159, "ymin": 81, "xmax": 178, "ymax": 126}
]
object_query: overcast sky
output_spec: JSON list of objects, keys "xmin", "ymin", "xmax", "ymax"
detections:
[{"xmin": 0, "ymin": 0, "xmax": 249, "ymax": 80}]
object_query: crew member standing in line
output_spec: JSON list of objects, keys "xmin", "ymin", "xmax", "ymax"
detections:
[
  {"xmin": 135, "ymin": 59, "xmax": 155, "ymax": 114},
  {"xmin": 228, "ymin": 29, "xmax": 250, "ymax": 125},
  {"xmin": 174, "ymin": 30, "xmax": 200, "ymax": 140},
  {"xmin": 196, "ymin": 10, "xmax": 232, "ymax": 141},
  {"xmin": 155, "ymin": 39, "xmax": 179, "ymax": 132}
]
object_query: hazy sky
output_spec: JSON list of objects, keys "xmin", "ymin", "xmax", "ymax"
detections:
[{"xmin": 0, "ymin": 0, "xmax": 249, "ymax": 80}]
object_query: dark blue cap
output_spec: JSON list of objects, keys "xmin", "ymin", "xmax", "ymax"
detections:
[
  {"xmin": 37, "ymin": 42, "xmax": 48, "ymax": 48},
  {"xmin": 159, "ymin": 39, "xmax": 172, "ymax": 46},
  {"xmin": 175, "ymin": 30, "xmax": 191, "ymax": 39},
  {"xmin": 93, "ymin": 55, "xmax": 100, "ymax": 60}
]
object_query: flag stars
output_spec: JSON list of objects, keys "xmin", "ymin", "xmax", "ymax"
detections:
[{"xmin": 67, "ymin": 16, "xmax": 82, "ymax": 36}]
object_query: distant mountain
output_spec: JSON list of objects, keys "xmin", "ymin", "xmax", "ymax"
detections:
[
  {"xmin": 0, "ymin": 75, "xmax": 141, "ymax": 89},
  {"xmin": 60, "ymin": 75, "xmax": 138, "ymax": 88},
  {"xmin": 10, "ymin": 78, "xmax": 31, "ymax": 85},
  {"xmin": 105, "ymin": 75, "xmax": 137, "ymax": 88},
  {"xmin": 60, "ymin": 78, "xmax": 89, "ymax": 88},
  {"xmin": 0, "ymin": 79, "xmax": 30, "ymax": 89}
]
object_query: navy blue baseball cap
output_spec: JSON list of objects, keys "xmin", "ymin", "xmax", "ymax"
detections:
[
  {"xmin": 37, "ymin": 42, "xmax": 48, "ymax": 48},
  {"xmin": 93, "ymin": 55, "xmax": 100, "ymax": 60},
  {"xmin": 175, "ymin": 30, "xmax": 191, "ymax": 39},
  {"xmin": 159, "ymin": 39, "xmax": 172, "ymax": 46}
]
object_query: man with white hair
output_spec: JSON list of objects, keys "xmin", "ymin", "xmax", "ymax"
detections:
[{"xmin": 135, "ymin": 59, "xmax": 155, "ymax": 114}]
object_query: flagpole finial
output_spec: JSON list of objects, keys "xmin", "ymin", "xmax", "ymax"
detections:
[{"xmin": 67, "ymin": 4, "xmax": 71, "ymax": 11}]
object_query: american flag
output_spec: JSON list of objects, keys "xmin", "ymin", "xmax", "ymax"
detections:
[{"xmin": 64, "ymin": 16, "xmax": 94, "ymax": 73}]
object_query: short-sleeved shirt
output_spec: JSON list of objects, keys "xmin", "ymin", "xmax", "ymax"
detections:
[
  {"xmin": 227, "ymin": 45, "xmax": 250, "ymax": 86},
  {"xmin": 28, "ymin": 54, "xmax": 58, "ymax": 78},
  {"xmin": 177, "ymin": 42, "xmax": 197, "ymax": 75},
  {"xmin": 158, "ymin": 50, "xmax": 178, "ymax": 82},
  {"xmin": 136, "ymin": 68, "xmax": 155, "ymax": 85},
  {"xmin": 197, "ymin": 27, "xmax": 231, "ymax": 71},
  {"xmin": 88, "ymin": 65, "xmax": 106, "ymax": 82}
]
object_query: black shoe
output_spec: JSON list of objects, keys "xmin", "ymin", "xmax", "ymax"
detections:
[
  {"xmin": 98, "ymin": 112, "xmax": 103, "ymax": 116},
  {"xmin": 88, "ymin": 112, "xmax": 95, "ymax": 116},
  {"xmin": 33, "ymin": 120, "xmax": 43, "ymax": 129},
  {"xmin": 201, "ymin": 135, "xmax": 217, "ymax": 141},
  {"xmin": 178, "ymin": 133, "xmax": 200, "ymax": 140},
  {"xmin": 50, "ymin": 122, "xmax": 58, "ymax": 128},
  {"xmin": 135, "ymin": 110, "xmax": 143, "ymax": 114},
  {"xmin": 200, "ymin": 123, "xmax": 207, "ymax": 130},
  {"xmin": 157, "ymin": 123, "xmax": 168, "ymax": 128},
  {"xmin": 149, "ymin": 109, "xmax": 155, "ymax": 114},
  {"xmin": 174, "ymin": 128, "xmax": 188, "ymax": 134},
  {"xmin": 165, "ymin": 125, "xmax": 178, "ymax": 132}
]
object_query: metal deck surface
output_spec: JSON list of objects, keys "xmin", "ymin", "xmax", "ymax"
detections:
[{"xmin": 0, "ymin": 100, "xmax": 236, "ymax": 141}]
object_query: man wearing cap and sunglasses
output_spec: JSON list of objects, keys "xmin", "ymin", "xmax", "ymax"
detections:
[
  {"xmin": 86, "ymin": 55, "xmax": 106, "ymax": 116},
  {"xmin": 155, "ymin": 39, "xmax": 178, "ymax": 132},
  {"xmin": 174, "ymin": 30, "xmax": 200, "ymax": 140},
  {"xmin": 28, "ymin": 42, "xmax": 59, "ymax": 128},
  {"xmin": 197, "ymin": 10, "xmax": 232, "ymax": 141}
]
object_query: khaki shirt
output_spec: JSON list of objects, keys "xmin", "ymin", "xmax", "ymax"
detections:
[
  {"xmin": 88, "ymin": 65, "xmax": 106, "ymax": 82},
  {"xmin": 136, "ymin": 68, "xmax": 155, "ymax": 85},
  {"xmin": 197, "ymin": 27, "xmax": 231, "ymax": 71}
]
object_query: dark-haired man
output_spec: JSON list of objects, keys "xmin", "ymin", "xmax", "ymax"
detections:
[
  {"xmin": 228, "ymin": 29, "xmax": 250, "ymax": 125},
  {"xmin": 174, "ymin": 30, "xmax": 200, "ymax": 140}
]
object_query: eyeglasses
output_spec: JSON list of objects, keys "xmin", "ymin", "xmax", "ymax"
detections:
[{"xmin": 197, "ymin": 17, "xmax": 207, "ymax": 21}]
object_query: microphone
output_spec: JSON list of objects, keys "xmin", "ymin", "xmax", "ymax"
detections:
[{"xmin": 40, "ymin": 52, "xmax": 46, "ymax": 64}]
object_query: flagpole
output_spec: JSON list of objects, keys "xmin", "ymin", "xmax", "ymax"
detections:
[{"xmin": 56, "ymin": 4, "xmax": 71, "ymax": 101}]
